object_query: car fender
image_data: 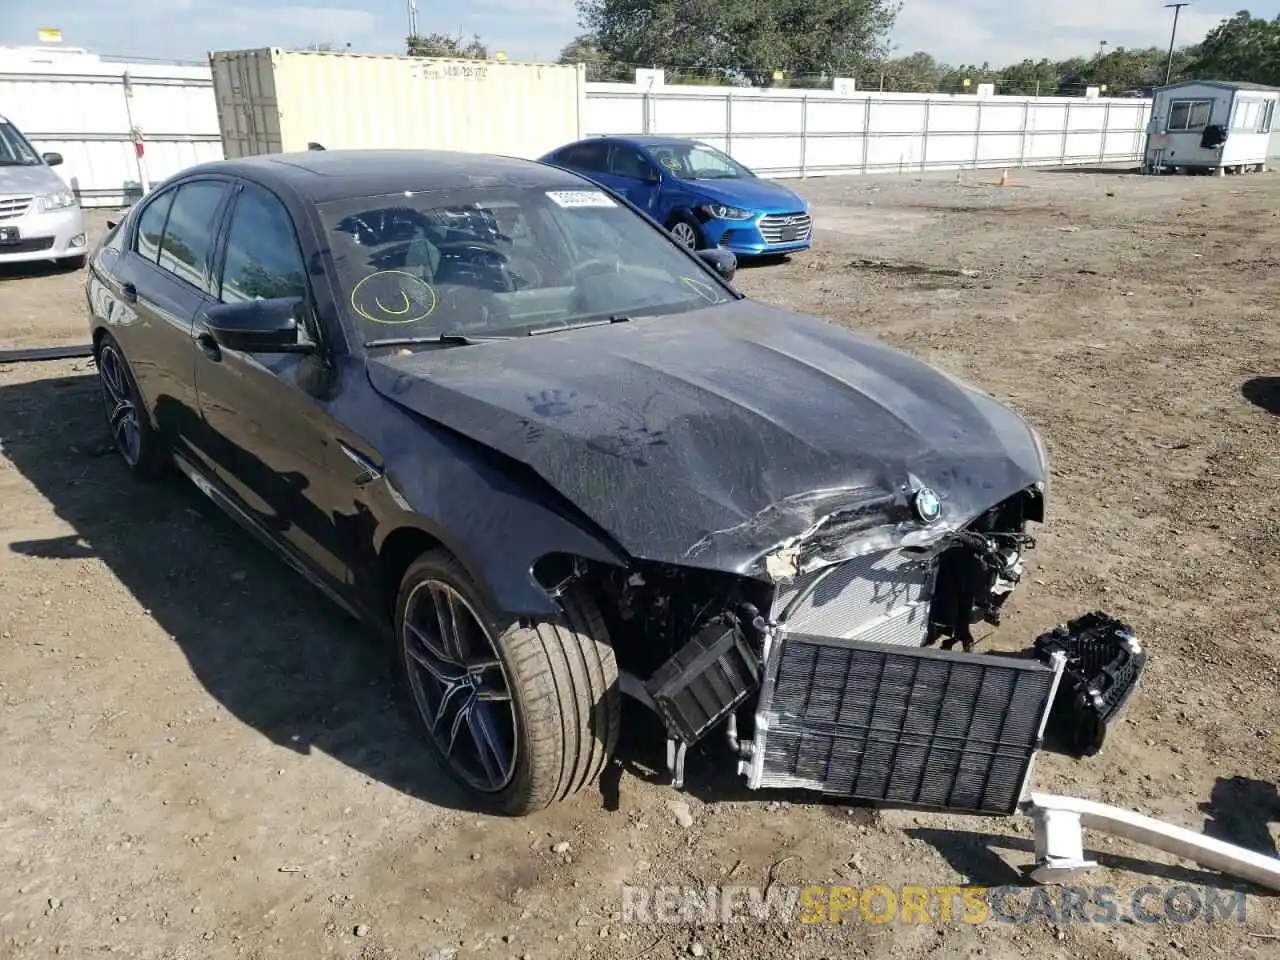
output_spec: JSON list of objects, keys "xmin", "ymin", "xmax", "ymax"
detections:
[{"xmin": 360, "ymin": 407, "xmax": 630, "ymax": 621}]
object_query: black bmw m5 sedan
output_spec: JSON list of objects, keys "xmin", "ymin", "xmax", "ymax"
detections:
[{"xmin": 85, "ymin": 148, "xmax": 1134, "ymax": 817}]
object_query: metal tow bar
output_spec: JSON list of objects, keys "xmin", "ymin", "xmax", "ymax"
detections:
[{"xmin": 1024, "ymin": 792, "xmax": 1280, "ymax": 892}]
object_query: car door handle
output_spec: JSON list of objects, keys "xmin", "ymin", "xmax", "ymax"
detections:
[
  {"xmin": 196, "ymin": 332, "xmax": 221, "ymax": 362},
  {"xmin": 121, "ymin": 282, "xmax": 138, "ymax": 303}
]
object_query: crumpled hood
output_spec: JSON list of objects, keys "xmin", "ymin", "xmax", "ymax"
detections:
[
  {"xmin": 368, "ymin": 300, "xmax": 1046, "ymax": 576},
  {"xmin": 687, "ymin": 177, "xmax": 806, "ymax": 211}
]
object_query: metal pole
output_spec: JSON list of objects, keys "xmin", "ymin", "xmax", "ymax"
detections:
[
  {"xmin": 1164, "ymin": 3, "xmax": 1190, "ymax": 86},
  {"xmin": 120, "ymin": 72, "xmax": 150, "ymax": 195},
  {"xmin": 973, "ymin": 99, "xmax": 982, "ymax": 169},
  {"xmin": 921, "ymin": 98, "xmax": 930, "ymax": 171},
  {"xmin": 861, "ymin": 97, "xmax": 872, "ymax": 174},
  {"xmin": 799, "ymin": 96, "xmax": 808, "ymax": 177},
  {"xmin": 1019, "ymin": 99, "xmax": 1030, "ymax": 166},
  {"xmin": 1099, "ymin": 100, "xmax": 1112, "ymax": 163},
  {"xmin": 725, "ymin": 93, "xmax": 733, "ymax": 154},
  {"xmin": 1060, "ymin": 101, "xmax": 1071, "ymax": 165}
]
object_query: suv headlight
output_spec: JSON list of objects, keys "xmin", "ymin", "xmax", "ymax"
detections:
[
  {"xmin": 701, "ymin": 203, "xmax": 754, "ymax": 221},
  {"xmin": 38, "ymin": 189, "xmax": 77, "ymax": 212}
]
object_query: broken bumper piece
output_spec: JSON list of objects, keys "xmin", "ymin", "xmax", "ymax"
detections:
[
  {"xmin": 638, "ymin": 597, "xmax": 1143, "ymax": 815},
  {"xmin": 1033, "ymin": 611, "xmax": 1146, "ymax": 758}
]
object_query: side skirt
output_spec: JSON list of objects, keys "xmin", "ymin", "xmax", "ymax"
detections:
[{"xmin": 171, "ymin": 451, "xmax": 362, "ymax": 620}]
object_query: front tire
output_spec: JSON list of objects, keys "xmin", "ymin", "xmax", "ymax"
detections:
[
  {"xmin": 667, "ymin": 213, "xmax": 703, "ymax": 250},
  {"xmin": 394, "ymin": 550, "xmax": 620, "ymax": 815}
]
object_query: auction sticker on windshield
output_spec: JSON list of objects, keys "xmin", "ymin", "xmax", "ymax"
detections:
[{"xmin": 546, "ymin": 190, "xmax": 617, "ymax": 209}]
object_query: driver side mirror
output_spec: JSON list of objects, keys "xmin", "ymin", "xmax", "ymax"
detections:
[
  {"xmin": 696, "ymin": 248, "xmax": 737, "ymax": 282},
  {"xmin": 203, "ymin": 296, "xmax": 315, "ymax": 354},
  {"xmin": 42, "ymin": 152, "xmax": 63, "ymax": 167}
]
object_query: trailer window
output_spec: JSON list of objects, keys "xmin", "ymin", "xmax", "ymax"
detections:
[
  {"xmin": 1231, "ymin": 99, "xmax": 1262, "ymax": 131},
  {"xmin": 1261, "ymin": 100, "xmax": 1276, "ymax": 134},
  {"xmin": 1168, "ymin": 99, "xmax": 1212, "ymax": 131}
]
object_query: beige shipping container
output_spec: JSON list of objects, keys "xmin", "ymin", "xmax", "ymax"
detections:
[{"xmin": 209, "ymin": 47, "xmax": 586, "ymax": 161}]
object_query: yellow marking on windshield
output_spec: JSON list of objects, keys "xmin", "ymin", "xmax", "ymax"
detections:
[
  {"xmin": 682, "ymin": 275, "xmax": 721, "ymax": 304},
  {"xmin": 350, "ymin": 270, "xmax": 437, "ymax": 325},
  {"xmin": 374, "ymin": 291, "xmax": 412, "ymax": 315}
]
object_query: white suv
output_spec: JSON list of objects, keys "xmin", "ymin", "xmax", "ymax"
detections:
[{"xmin": 0, "ymin": 114, "xmax": 87, "ymax": 268}]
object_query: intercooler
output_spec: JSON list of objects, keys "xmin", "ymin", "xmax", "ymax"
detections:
[
  {"xmin": 741, "ymin": 634, "xmax": 1062, "ymax": 814},
  {"xmin": 742, "ymin": 545, "xmax": 1064, "ymax": 815}
]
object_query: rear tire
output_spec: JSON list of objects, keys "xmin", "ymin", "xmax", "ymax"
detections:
[
  {"xmin": 394, "ymin": 549, "xmax": 620, "ymax": 815},
  {"xmin": 94, "ymin": 332, "xmax": 169, "ymax": 480}
]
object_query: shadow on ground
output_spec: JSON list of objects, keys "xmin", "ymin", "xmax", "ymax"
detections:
[
  {"xmin": 0, "ymin": 368, "xmax": 472, "ymax": 814},
  {"xmin": 1034, "ymin": 165, "xmax": 1144, "ymax": 176},
  {"xmin": 1200, "ymin": 775, "xmax": 1280, "ymax": 857},
  {"xmin": 1242, "ymin": 377, "xmax": 1280, "ymax": 415},
  {"xmin": 0, "ymin": 259, "xmax": 83, "ymax": 282}
]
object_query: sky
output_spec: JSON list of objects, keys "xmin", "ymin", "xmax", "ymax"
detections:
[{"xmin": 1, "ymin": 0, "xmax": 1277, "ymax": 68}]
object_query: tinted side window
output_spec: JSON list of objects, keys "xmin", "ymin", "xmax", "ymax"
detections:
[
  {"xmin": 563, "ymin": 142, "xmax": 608, "ymax": 171},
  {"xmin": 220, "ymin": 183, "xmax": 308, "ymax": 304},
  {"xmin": 608, "ymin": 146, "xmax": 654, "ymax": 180},
  {"xmin": 157, "ymin": 180, "xmax": 229, "ymax": 293},
  {"xmin": 134, "ymin": 189, "xmax": 175, "ymax": 264}
]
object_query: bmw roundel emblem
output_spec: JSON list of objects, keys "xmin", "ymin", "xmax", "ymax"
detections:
[{"xmin": 913, "ymin": 487, "xmax": 941, "ymax": 524}]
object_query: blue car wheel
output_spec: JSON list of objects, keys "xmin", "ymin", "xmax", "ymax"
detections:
[{"xmin": 667, "ymin": 213, "xmax": 702, "ymax": 250}]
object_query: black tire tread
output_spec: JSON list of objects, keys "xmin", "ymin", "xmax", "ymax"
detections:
[
  {"xmin": 95, "ymin": 332, "xmax": 169, "ymax": 480},
  {"xmin": 397, "ymin": 550, "xmax": 619, "ymax": 815},
  {"xmin": 667, "ymin": 211, "xmax": 704, "ymax": 248}
]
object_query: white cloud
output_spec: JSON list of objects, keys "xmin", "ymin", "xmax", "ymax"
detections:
[
  {"xmin": 893, "ymin": 0, "xmax": 1236, "ymax": 65},
  {"xmin": 0, "ymin": 0, "xmax": 1246, "ymax": 67}
]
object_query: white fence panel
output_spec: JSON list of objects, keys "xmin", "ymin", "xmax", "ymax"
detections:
[
  {"xmin": 589, "ymin": 80, "xmax": 1152, "ymax": 178},
  {"xmin": 0, "ymin": 52, "xmax": 221, "ymax": 205},
  {"xmin": 0, "ymin": 54, "xmax": 1156, "ymax": 207}
]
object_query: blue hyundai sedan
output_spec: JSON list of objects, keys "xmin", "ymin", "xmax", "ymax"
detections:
[{"xmin": 538, "ymin": 136, "xmax": 812, "ymax": 257}]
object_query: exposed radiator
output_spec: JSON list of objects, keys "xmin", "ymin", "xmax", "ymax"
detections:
[
  {"xmin": 771, "ymin": 548, "xmax": 933, "ymax": 648},
  {"xmin": 745, "ymin": 634, "xmax": 1063, "ymax": 815}
]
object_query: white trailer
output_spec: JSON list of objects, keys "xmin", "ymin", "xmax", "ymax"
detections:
[{"xmin": 1143, "ymin": 79, "xmax": 1280, "ymax": 175}]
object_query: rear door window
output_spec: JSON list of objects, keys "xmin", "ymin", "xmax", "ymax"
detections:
[
  {"xmin": 559, "ymin": 142, "xmax": 609, "ymax": 172},
  {"xmin": 134, "ymin": 189, "xmax": 175, "ymax": 265},
  {"xmin": 156, "ymin": 180, "xmax": 230, "ymax": 294}
]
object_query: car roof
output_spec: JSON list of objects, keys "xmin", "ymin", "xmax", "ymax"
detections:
[
  {"xmin": 606, "ymin": 136, "xmax": 704, "ymax": 150},
  {"xmin": 173, "ymin": 149, "xmax": 592, "ymax": 203}
]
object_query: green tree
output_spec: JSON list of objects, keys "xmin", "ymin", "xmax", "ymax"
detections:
[
  {"xmin": 863, "ymin": 51, "xmax": 942, "ymax": 92},
  {"xmin": 557, "ymin": 32, "xmax": 630, "ymax": 80},
  {"xmin": 998, "ymin": 58, "xmax": 1060, "ymax": 96},
  {"xmin": 1188, "ymin": 12, "xmax": 1280, "ymax": 85},
  {"xmin": 406, "ymin": 32, "xmax": 488, "ymax": 59},
  {"xmin": 577, "ymin": 0, "xmax": 899, "ymax": 87}
]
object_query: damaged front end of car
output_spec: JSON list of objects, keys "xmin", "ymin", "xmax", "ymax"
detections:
[{"xmin": 550, "ymin": 476, "xmax": 1146, "ymax": 817}]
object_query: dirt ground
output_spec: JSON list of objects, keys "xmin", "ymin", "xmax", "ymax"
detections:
[{"xmin": 1, "ymin": 166, "xmax": 1278, "ymax": 960}]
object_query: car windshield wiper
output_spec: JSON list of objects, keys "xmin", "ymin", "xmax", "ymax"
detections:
[
  {"xmin": 527, "ymin": 315, "xmax": 632, "ymax": 337},
  {"xmin": 364, "ymin": 333, "xmax": 511, "ymax": 348}
]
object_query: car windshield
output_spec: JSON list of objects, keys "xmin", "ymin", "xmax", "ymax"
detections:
[
  {"xmin": 645, "ymin": 142, "xmax": 754, "ymax": 180},
  {"xmin": 0, "ymin": 122, "xmax": 41, "ymax": 166},
  {"xmin": 319, "ymin": 184, "xmax": 735, "ymax": 344}
]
